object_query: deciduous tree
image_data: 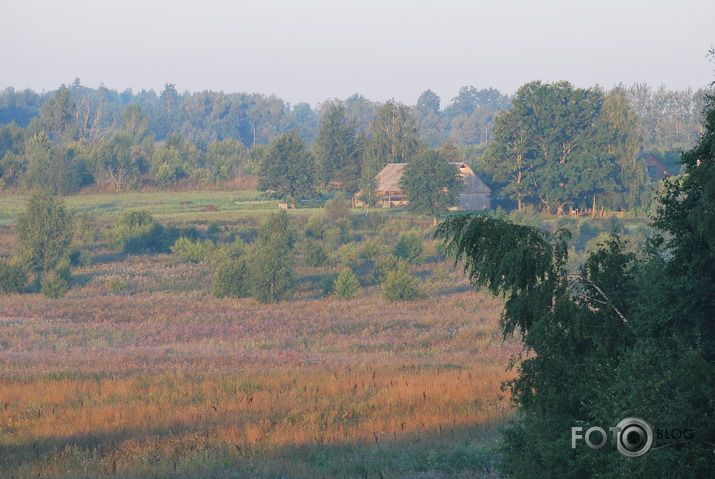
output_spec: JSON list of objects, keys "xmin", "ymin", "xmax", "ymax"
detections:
[
  {"xmin": 401, "ymin": 149, "xmax": 463, "ymax": 218},
  {"xmin": 258, "ymin": 130, "xmax": 316, "ymax": 205}
]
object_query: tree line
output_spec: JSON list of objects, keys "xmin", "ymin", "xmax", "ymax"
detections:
[{"xmin": 0, "ymin": 79, "xmax": 710, "ymax": 213}]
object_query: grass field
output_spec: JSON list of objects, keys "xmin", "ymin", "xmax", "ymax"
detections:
[
  {"xmin": 0, "ymin": 190, "xmax": 525, "ymax": 478},
  {"xmin": 0, "ymin": 190, "xmax": 349, "ymax": 223}
]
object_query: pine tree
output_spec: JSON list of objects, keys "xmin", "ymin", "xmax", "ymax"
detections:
[
  {"xmin": 16, "ymin": 192, "xmax": 74, "ymax": 279},
  {"xmin": 332, "ymin": 267, "xmax": 360, "ymax": 300}
]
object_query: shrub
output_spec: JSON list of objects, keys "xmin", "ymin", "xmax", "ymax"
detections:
[
  {"xmin": 303, "ymin": 238, "xmax": 329, "ymax": 267},
  {"xmin": 393, "ymin": 231, "xmax": 425, "ymax": 264},
  {"xmin": 382, "ymin": 263, "xmax": 420, "ymax": 301},
  {"xmin": 332, "ymin": 267, "xmax": 360, "ymax": 300},
  {"xmin": 603, "ymin": 215, "xmax": 625, "ymax": 235},
  {"xmin": 171, "ymin": 237, "xmax": 217, "ymax": 263},
  {"xmin": 110, "ymin": 210, "xmax": 174, "ymax": 254},
  {"xmin": 320, "ymin": 272, "xmax": 338, "ymax": 297},
  {"xmin": 0, "ymin": 259, "xmax": 27, "ymax": 294},
  {"xmin": 212, "ymin": 257, "xmax": 251, "ymax": 298},
  {"xmin": 205, "ymin": 239, "xmax": 246, "ymax": 266},
  {"xmin": 55, "ymin": 259, "xmax": 72, "ymax": 282},
  {"xmin": 507, "ymin": 208, "xmax": 541, "ymax": 228},
  {"xmin": 372, "ymin": 255, "xmax": 401, "ymax": 285},
  {"xmin": 106, "ymin": 277, "xmax": 127, "ymax": 292},
  {"xmin": 324, "ymin": 226, "xmax": 350, "ymax": 249},
  {"xmin": 41, "ymin": 271, "xmax": 69, "ymax": 298},
  {"xmin": 336, "ymin": 242, "xmax": 362, "ymax": 270},
  {"xmin": 324, "ymin": 194, "xmax": 351, "ymax": 221},
  {"xmin": 305, "ymin": 215, "xmax": 326, "ymax": 239},
  {"xmin": 207, "ymin": 221, "xmax": 221, "ymax": 236},
  {"xmin": 358, "ymin": 239, "xmax": 384, "ymax": 260},
  {"xmin": 68, "ymin": 248, "xmax": 90, "ymax": 267}
]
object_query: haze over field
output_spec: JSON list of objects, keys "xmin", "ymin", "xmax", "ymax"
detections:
[{"xmin": 2, "ymin": 0, "xmax": 714, "ymax": 105}]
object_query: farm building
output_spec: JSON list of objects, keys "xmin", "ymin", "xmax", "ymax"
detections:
[
  {"xmin": 362, "ymin": 162, "xmax": 491, "ymax": 210},
  {"xmin": 639, "ymin": 152, "xmax": 674, "ymax": 182}
]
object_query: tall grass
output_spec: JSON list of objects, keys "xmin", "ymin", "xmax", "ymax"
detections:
[
  {"xmin": 0, "ymin": 269, "xmax": 515, "ymax": 477},
  {"xmin": 0, "ymin": 193, "xmax": 525, "ymax": 477}
]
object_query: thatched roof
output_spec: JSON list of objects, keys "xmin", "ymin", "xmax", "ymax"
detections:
[
  {"xmin": 375, "ymin": 162, "xmax": 491, "ymax": 194},
  {"xmin": 376, "ymin": 163, "xmax": 407, "ymax": 193}
]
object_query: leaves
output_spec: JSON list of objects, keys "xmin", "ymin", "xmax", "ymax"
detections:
[{"xmin": 401, "ymin": 149, "xmax": 464, "ymax": 217}]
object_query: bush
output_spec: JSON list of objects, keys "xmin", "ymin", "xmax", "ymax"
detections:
[
  {"xmin": 382, "ymin": 263, "xmax": 420, "ymax": 301},
  {"xmin": 171, "ymin": 237, "xmax": 217, "ymax": 263},
  {"xmin": 603, "ymin": 215, "xmax": 625, "ymax": 235},
  {"xmin": 302, "ymin": 238, "xmax": 329, "ymax": 267},
  {"xmin": 304, "ymin": 215, "xmax": 326, "ymax": 239},
  {"xmin": 372, "ymin": 255, "xmax": 401, "ymax": 285},
  {"xmin": 204, "ymin": 239, "xmax": 246, "ymax": 266},
  {"xmin": 393, "ymin": 231, "xmax": 425, "ymax": 264},
  {"xmin": 41, "ymin": 271, "xmax": 69, "ymax": 298},
  {"xmin": 110, "ymin": 210, "xmax": 174, "ymax": 254},
  {"xmin": 332, "ymin": 267, "xmax": 360, "ymax": 300},
  {"xmin": 106, "ymin": 277, "xmax": 127, "ymax": 292},
  {"xmin": 358, "ymin": 239, "xmax": 384, "ymax": 260},
  {"xmin": 55, "ymin": 259, "xmax": 72, "ymax": 282},
  {"xmin": 0, "ymin": 259, "xmax": 27, "ymax": 294},
  {"xmin": 212, "ymin": 257, "xmax": 251, "ymax": 298},
  {"xmin": 507, "ymin": 208, "xmax": 541, "ymax": 228},
  {"xmin": 320, "ymin": 272, "xmax": 338, "ymax": 297},
  {"xmin": 207, "ymin": 221, "xmax": 221, "ymax": 236},
  {"xmin": 324, "ymin": 194, "xmax": 351, "ymax": 221},
  {"xmin": 336, "ymin": 242, "xmax": 362, "ymax": 270}
]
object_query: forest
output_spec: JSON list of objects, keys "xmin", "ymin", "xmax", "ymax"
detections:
[{"xmin": 0, "ymin": 80, "xmax": 709, "ymax": 213}]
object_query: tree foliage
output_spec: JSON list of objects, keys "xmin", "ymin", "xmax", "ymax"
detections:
[
  {"xmin": 393, "ymin": 231, "xmax": 425, "ymax": 265},
  {"xmin": 484, "ymin": 82, "xmax": 647, "ymax": 212},
  {"xmin": 435, "ymin": 87, "xmax": 715, "ymax": 477},
  {"xmin": 332, "ymin": 267, "xmax": 360, "ymax": 300},
  {"xmin": 110, "ymin": 210, "xmax": 174, "ymax": 254},
  {"xmin": 0, "ymin": 259, "xmax": 27, "ymax": 294},
  {"xmin": 249, "ymin": 212, "xmax": 296, "ymax": 303},
  {"xmin": 401, "ymin": 149, "xmax": 464, "ymax": 217},
  {"xmin": 368, "ymin": 100, "xmax": 422, "ymax": 168},
  {"xmin": 16, "ymin": 192, "xmax": 74, "ymax": 277},
  {"xmin": 314, "ymin": 103, "xmax": 362, "ymax": 193},
  {"xmin": 257, "ymin": 130, "xmax": 315, "ymax": 204},
  {"xmin": 212, "ymin": 257, "xmax": 251, "ymax": 298},
  {"xmin": 382, "ymin": 262, "xmax": 420, "ymax": 301}
]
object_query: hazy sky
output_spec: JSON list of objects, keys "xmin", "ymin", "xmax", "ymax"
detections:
[{"xmin": 2, "ymin": 0, "xmax": 713, "ymax": 106}]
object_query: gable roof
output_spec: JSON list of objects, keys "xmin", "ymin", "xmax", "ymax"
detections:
[
  {"xmin": 376, "ymin": 163, "xmax": 407, "ymax": 193},
  {"xmin": 639, "ymin": 151, "xmax": 675, "ymax": 181},
  {"xmin": 375, "ymin": 162, "xmax": 491, "ymax": 194}
]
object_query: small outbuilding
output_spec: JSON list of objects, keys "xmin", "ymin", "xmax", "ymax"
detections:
[{"xmin": 366, "ymin": 162, "xmax": 491, "ymax": 210}]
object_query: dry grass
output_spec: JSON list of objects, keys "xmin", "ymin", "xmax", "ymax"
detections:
[
  {"xmin": 0, "ymin": 275, "xmax": 515, "ymax": 477},
  {"xmin": 0, "ymin": 199, "xmax": 519, "ymax": 477}
]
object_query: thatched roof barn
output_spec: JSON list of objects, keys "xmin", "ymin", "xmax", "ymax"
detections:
[{"xmin": 367, "ymin": 162, "xmax": 491, "ymax": 210}]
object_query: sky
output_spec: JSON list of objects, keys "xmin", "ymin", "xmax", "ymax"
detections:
[{"xmin": 2, "ymin": 0, "xmax": 713, "ymax": 107}]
